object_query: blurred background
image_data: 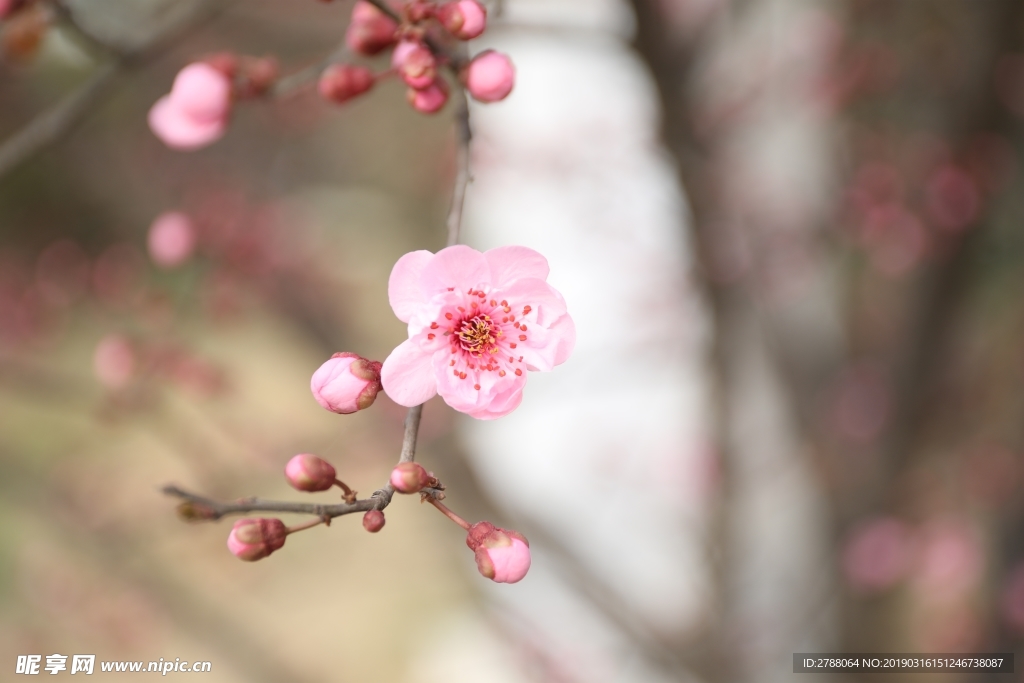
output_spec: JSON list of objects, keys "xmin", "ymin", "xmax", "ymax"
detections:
[{"xmin": 2, "ymin": 0, "xmax": 1024, "ymax": 681}]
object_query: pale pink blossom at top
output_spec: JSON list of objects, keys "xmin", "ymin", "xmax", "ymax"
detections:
[
  {"xmin": 147, "ymin": 212, "xmax": 197, "ymax": 268},
  {"xmin": 380, "ymin": 245, "xmax": 575, "ymax": 420},
  {"xmin": 467, "ymin": 522, "xmax": 531, "ymax": 583},
  {"xmin": 148, "ymin": 63, "xmax": 232, "ymax": 151},
  {"xmin": 463, "ymin": 50, "xmax": 515, "ymax": 102}
]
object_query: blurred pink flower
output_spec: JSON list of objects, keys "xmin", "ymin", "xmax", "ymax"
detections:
[
  {"xmin": 310, "ymin": 352, "xmax": 382, "ymax": 414},
  {"xmin": 345, "ymin": 0, "xmax": 398, "ymax": 56},
  {"xmin": 93, "ymin": 334, "xmax": 136, "ymax": 390},
  {"xmin": 924, "ymin": 164, "xmax": 980, "ymax": 232},
  {"xmin": 148, "ymin": 63, "xmax": 232, "ymax": 151},
  {"xmin": 438, "ymin": 0, "xmax": 487, "ymax": 40},
  {"xmin": 392, "ymin": 40, "xmax": 436, "ymax": 90},
  {"xmin": 380, "ymin": 245, "xmax": 575, "ymax": 419},
  {"xmin": 467, "ymin": 522, "xmax": 531, "ymax": 583},
  {"xmin": 914, "ymin": 521, "xmax": 983, "ymax": 600},
  {"xmin": 318, "ymin": 64, "xmax": 375, "ymax": 105},
  {"xmin": 842, "ymin": 517, "xmax": 915, "ymax": 592},
  {"xmin": 464, "ymin": 50, "xmax": 515, "ymax": 102},
  {"xmin": 0, "ymin": 0, "xmax": 15, "ymax": 19},
  {"xmin": 147, "ymin": 212, "xmax": 197, "ymax": 268},
  {"xmin": 407, "ymin": 79, "xmax": 449, "ymax": 113}
]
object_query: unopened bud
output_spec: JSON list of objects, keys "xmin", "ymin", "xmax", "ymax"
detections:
[
  {"xmin": 227, "ymin": 518, "xmax": 287, "ymax": 561},
  {"xmin": 285, "ymin": 453, "xmax": 337, "ymax": 492},
  {"xmin": 390, "ymin": 461, "xmax": 432, "ymax": 493},
  {"xmin": 393, "ymin": 41, "xmax": 436, "ymax": 90},
  {"xmin": 345, "ymin": 1, "xmax": 399, "ymax": 56},
  {"xmin": 463, "ymin": 50, "xmax": 515, "ymax": 103},
  {"xmin": 407, "ymin": 78, "xmax": 449, "ymax": 114},
  {"xmin": 437, "ymin": 1, "xmax": 487, "ymax": 40},
  {"xmin": 466, "ymin": 521, "xmax": 530, "ymax": 583},
  {"xmin": 318, "ymin": 64, "xmax": 375, "ymax": 104},
  {"xmin": 362, "ymin": 509, "xmax": 386, "ymax": 532},
  {"xmin": 310, "ymin": 352, "xmax": 382, "ymax": 414},
  {"xmin": 94, "ymin": 334, "xmax": 136, "ymax": 390}
]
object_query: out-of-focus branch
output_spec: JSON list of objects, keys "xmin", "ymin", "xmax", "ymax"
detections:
[{"xmin": 0, "ymin": 0, "xmax": 231, "ymax": 181}]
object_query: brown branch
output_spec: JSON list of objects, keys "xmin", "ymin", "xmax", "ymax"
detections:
[
  {"xmin": 164, "ymin": 96, "xmax": 473, "ymax": 523},
  {"xmin": 0, "ymin": 0, "xmax": 231, "ymax": 181}
]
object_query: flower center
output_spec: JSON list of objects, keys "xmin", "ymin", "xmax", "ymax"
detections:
[{"xmin": 457, "ymin": 314, "xmax": 500, "ymax": 356}]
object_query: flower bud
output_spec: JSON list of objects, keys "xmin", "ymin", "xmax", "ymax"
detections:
[
  {"xmin": 407, "ymin": 78, "xmax": 449, "ymax": 114},
  {"xmin": 318, "ymin": 64, "xmax": 375, "ymax": 105},
  {"xmin": 392, "ymin": 41, "xmax": 436, "ymax": 90},
  {"xmin": 285, "ymin": 454, "xmax": 337, "ymax": 492},
  {"xmin": 148, "ymin": 211, "xmax": 197, "ymax": 268},
  {"xmin": 345, "ymin": 1, "xmax": 398, "ymax": 56},
  {"xmin": 362, "ymin": 509, "xmax": 386, "ymax": 532},
  {"xmin": 390, "ymin": 462, "xmax": 432, "ymax": 493},
  {"xmin": 437, "ymin": 1, "xmax": 487, "ymax": 40},
  {"xmin": 463, "ymin": 50, "xmax": 515, "ymax": 103},
  {"xmin": 466, "ymin": 522, "xmax": 530, "ymax": 583},
  {"xmin": 227, "ymin": 518, "xmax": 287, "ymax": 561},
  {"xmin": 310, "ymin": 352, "xmax": 382, "ymax": 414}
]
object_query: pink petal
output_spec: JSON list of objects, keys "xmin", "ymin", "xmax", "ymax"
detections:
[
  {"xmin": 381, "ymin": 339, "xmax": 437, "ymax": 406},
  {"xmin": 550, "ymin": 313, "xmax": 576, "ymax": 366},
  {"xmin": 469, "ymin": 385, "xmax": 524, "ymax": 420},
  {"xmin": 499, "ymin": 277, "xmax": 567, "ymax": 323},
  {"xmin": 148, "ymin": 97, "xmax": 226, "ymax": 151},
  {"xmin": 388, "ymin": 250, "xmax": 434, "ymax": 322},
  {"xmin": 485, "ymin": 246, "xmax": 549, "ymax": 287},
  {"xmin": 420, "ymin": 245, "xmax": 491, "ymax": 295}
]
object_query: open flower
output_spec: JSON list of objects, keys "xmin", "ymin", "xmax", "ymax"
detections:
[
  {"xmin": 148, "ymin": 63, "xmax": 232, "ymax": 150},
  {"xmin": 380, "ymin": 245, "xmax": 575, "ymax": 419}
]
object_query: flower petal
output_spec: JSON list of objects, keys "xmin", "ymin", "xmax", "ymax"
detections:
[
  {"xmin": 389, "ymin": 250, "xmax": 434, "ymax": 323},
  {"xmin": 381, "ymin": 339, "xmax": 437, "ymax": 406},
  {"xmin": 498, "ymin": 277, "xmax": 567, "ymax": 323},
  {"xmin": 485, "ymin": 245, "xmax": 549, "ymax": 287},
  {"xmin": 550, "ymin": 313, "xmax": 576, "ymax": 366},
  {"xmin": 420, "ymin": 245, "xmax": 491, "ymax": 295}
]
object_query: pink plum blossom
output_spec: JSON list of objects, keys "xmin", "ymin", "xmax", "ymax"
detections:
[
  {"xmin": 463, "ymin": 50, "xmax": 515, "ymax": 102},
  {"xmin": 380, "ymin": 245, "xmax": 575, "ymax": 419},
  {"xmin": 345, "ymin": 0, "xmax": 398, "ymax": 56},
  {"xmin": 310, "ymin": 352, "xmax": 382, "ymax": 414},
  {"xmin": 227, "ymin": 518, "xmax": 287, "ymax": 561},
  {"xmin": 148, "ymin": 63, "xmax": 233, "ymax": 151},
  {"xmin": 147, "ymin": 211, "xmax": 197, "ymax": 268},
  {"xmin": 285, "ymin": 454, "xmax": 337, "ymax": 492},
  {"xmin": 466, "ymin": 522, "xmax": 531, "ymax": 583},
  {"xmin": 407, "ymin": 79, "xmax": 449, "ymax": 113},
  {"xmin": 437, "ymin": 0, "xmax": 487, "ymax": 40}
]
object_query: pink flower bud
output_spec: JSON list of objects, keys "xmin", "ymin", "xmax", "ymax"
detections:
[
  {"xmin": 310, "ymin": 352, "xmax": 382, "ymax": 414},
  {"xmin": 93, "ymin": 334, "xmax": 135, "ymax": 389},
  {"xmin": 407, "ymin": 78, "xmax": 449, "ymax": 114},
  {"xmin": 227, "ymin": 518, "xmax": 287, "ymax": 561},
  {"xmin": 392, "ymin": 41, "xmax": 436, "ymax": 90},
  {"xmin": 148, "ymin": 63, "xmax": 233, "ymax": 151},
  {"xmin": 285, "ymin": 454, "xmax": 337, "ymax": 492},
  {"xmin": 362, "ymin": 509, "xmax": 385, "ymax": 532},
  {"xmin": 0, "ymin": 0, "xmax": 20, "ymax": 20},
  {"xmin": 345, "ymin": 1, "xmax": 398, "ymax": 56},
  {"xmin": 390, "ymin": 462, "xmax": 432, "ymax": 493},
  {"xmin": 466, "ymin": 522, "xmax": 530, "ymax": 583},
  {"xmin": 147, "ymin": 211, "xmax": 197, "ymax": 268},
  {"xmin": 437, "ymin": 1, "xmax": 487, "ymax": 40},
  {"xmin": 318, "ymin": 64, "xmax": 375, "ymax": 104},
  {"xmin": 463, "ymin": 50, "xmax": 514, "ymax": 103}
]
